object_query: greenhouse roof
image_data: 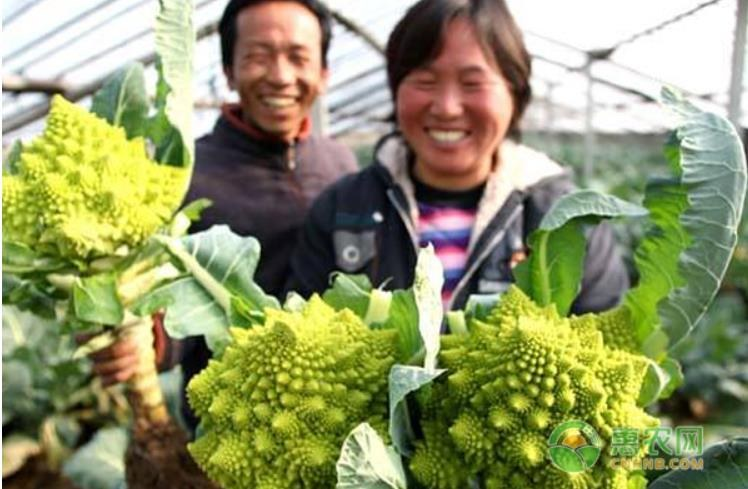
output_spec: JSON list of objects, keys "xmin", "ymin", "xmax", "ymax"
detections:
[{"xmin": 2, "ymin": 0, "xmax": 746, "ymax": 145}]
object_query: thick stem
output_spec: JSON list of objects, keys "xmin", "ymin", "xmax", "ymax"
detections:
[{"xmin": 120, "ymin": 313, "xmax": 169, "ymax": 427}]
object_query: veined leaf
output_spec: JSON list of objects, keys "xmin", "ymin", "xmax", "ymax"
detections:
[
  {"xmin": 72, "ymin": 274, "xmax": 124, "ymax": 326},
  {"xmin": 378, "ymin": 289, "xmax": 422, "ymax": 364},
  {"xmin": 148, "ymin": 0, "xmax": 194, "ymax": 173},
  {"xmin": 413, "ymin": 245, "xmax": 444, "ymax": 373},
  {"xmin": 90, "ymin": 63, "xmax": 148, "ymax": 138},
  {"xmin": 323, "ymin": 273, "xmax": 373, "ymax": 318},
  {"xmin": 336, "ymin": 423, "xmax": 407, "ymax": 489},
  {"xmin": 62, "ymin": 427, "xmax": 128, "ymax": 489},
  {"xmin": 137, "ymin": 226, "xmax": 277, "ymax": 353},
  {"xmin": 625, "ymin": 87, "xmax": 747, "ymax": 354},
  {"xmin": 648, "ymin": 437, "xmax": 748, "ymax": 489},
  {"xmin": 5, "ymin": 140, "xmax": 23, "ymax": 173},
  {"xmin": 388, "ymin": 365, "xmax": 446, "ymax": 457},
  {"xmin": 514, "ymin": 190, "xmax": 647, "ymax": 316}
]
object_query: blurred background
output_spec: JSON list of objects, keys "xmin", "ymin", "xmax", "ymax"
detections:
[{"xmin": 2, "ymin": 0, "xmax": 747, "ymax": 487}]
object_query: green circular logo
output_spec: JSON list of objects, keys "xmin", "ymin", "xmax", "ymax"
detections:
[{"xmin": 547, "ymin": 420, "xmax": 603, "ymax": 473}]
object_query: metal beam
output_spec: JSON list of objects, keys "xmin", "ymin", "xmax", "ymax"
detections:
[{"xmin": 728, "ymin": 0, "xmax": 747, "ymax": 128}]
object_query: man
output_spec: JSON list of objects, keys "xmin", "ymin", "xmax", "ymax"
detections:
[{"xmin": 91, "ymin": 0, "xmax": 357, "ymax": 433}]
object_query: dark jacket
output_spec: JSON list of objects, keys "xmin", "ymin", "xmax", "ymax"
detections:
[
  {"xmin": 175, "ymin": 108, "xmax": 357, "ymax": 432},
  {"xmin": 287, "ymin": 133, "xmax": 628, "ymax": 313}
]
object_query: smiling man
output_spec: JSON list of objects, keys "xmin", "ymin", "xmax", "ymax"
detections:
[{"xmin": 88, "ymin": 0, "xmax": 357, "ymax": 435}]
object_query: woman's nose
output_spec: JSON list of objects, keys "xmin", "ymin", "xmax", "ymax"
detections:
[{"xmin": 430, "ymin": 84, "xmax": 464, "ymax": 118}]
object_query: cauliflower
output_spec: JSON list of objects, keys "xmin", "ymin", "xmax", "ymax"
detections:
[
  {"xmin": 187, "ymin": 296, "xmax": 398, "ymax": 489},
  {"xmin": 2, "ymin": 95, "xmax": 187, "ymax": 262},
  {"xmin": 411, "ymin": 286, "xmax": 657, "ymax": 489}
]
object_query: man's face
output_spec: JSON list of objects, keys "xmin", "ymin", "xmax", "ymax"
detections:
[{"xmin": 225, "ymin": 1, "xmax": 328, "ymax": 141}]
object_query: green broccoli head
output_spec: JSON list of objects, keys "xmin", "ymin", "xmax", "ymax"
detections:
[
  {"xmin": 411, "ymin": 285, "xmax": 658, "ymax": 489},
  {"xmin": 2, "ymin": 95, "xmax": 187, "ymax": 262},
  {"xmin": 187, "ymin": 296, "xmax": 398, "ymax": 489}
]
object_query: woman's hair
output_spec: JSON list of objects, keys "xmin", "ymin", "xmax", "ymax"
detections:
[{"xmin": 386, "ymin": 0, "xmax": 532, "ymax": 138}]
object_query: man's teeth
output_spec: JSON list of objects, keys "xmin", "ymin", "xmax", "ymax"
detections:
[
  {"xmin": 428, "ymin": 129, "xmax": 468, "ymax": 143},
  {"xmin": 262, "ymin": 97, "xmax": 296, "ymax": 108}
]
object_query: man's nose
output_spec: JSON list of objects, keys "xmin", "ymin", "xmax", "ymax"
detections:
[{"xmin": 266, "ymin": 55, "xmax": 294, "ymax": 85}]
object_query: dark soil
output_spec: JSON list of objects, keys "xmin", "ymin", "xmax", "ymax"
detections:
[
  {"xmin": 125, "ymin": 419, "xmax": 218, "ymax": 489},
  {"xmin": 3, "ymin": 455, "xmax": 79, "ymax": 489}
]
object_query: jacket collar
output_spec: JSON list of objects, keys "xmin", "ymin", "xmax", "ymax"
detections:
[
  {"xmin": 221, "ymin": 103, "xmax": 313, "ymax": 144},
  {"xmin": 374, "ymin": 132, "xmax": 566, "ymax": 252}
]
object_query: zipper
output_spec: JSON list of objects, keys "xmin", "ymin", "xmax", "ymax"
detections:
[
  {"xmin": 287, "ymin": 141, "xmax": 297, "ymax": 171},
  {"xmin": 446, "ymin": 204, "xmax": 524, "ymax": 311},
  {"xmin": 386, "ymin": 188, "xmax": 419, "ymax": 253}
]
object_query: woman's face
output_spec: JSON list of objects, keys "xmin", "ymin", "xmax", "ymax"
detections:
[{"xmin": 396, "ymin": 17, "xmax": 514, "ymax": 190}]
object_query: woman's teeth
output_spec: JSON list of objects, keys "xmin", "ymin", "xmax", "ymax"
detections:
[{"xmin": 428, "ymin": 129, "xmax": 468, "ymax": 143}]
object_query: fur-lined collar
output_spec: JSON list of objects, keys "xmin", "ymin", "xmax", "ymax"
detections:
[{"xmin": 374, "ymin": 133, "xmax": 565, "ymax": 252}]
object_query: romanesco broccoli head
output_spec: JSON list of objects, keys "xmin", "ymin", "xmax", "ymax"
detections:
[
  {"xmin": 2, "ymin": 95, "xmax": 187, "ymax": 262},
  {"xmin": 411, "ymin": 285, "xmax": 658, "ymax": 489},
  {"xmin": 187, "ymin": 296, "xmax": 398, "ymax": 489}
]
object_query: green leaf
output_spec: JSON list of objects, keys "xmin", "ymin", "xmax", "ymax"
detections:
[
  {"xmin": 514, "ymin": 190, "xmax": 647, "ymax": 316},
  {"xmin": 647, "ymin": 437, "xmax": 748, "ymax": 489},
  {"xmin": 2, "ymin": 240, "xmax": 69, "ymax": 274},
  {"xmin": 378, "ymin": 289, "xmax": 422, "ymax": 364},
  {"xmin": 137, "ymin": 226, "xmax": 277, "ymax": 353},
  {"xmin": 336, "ymin": 423, "xmax": 407, "ymax": 489},
  {"xmin": 72, "ymin": 274, "xmax": 124, "ymax": 325},
  {"xmin": 90, "ymin": 63, "xmax": 148, "ymax": 138},
  {"xmin": 323, "ymin": 273, "xmax": 373, "ymax": 318},
  {"xmin": 133, "ymin": 276, "xmax": 231, "ymax": 354},
  {"xmin": 413, "ymin": 245, "xmax": 445, "ymax": 372},
  {"xmin": 638, "ymin": 356, "xmax": 684, "ymax": 406},
  {"xmin": 3, "ymin": 274, "xmax": 57, "ymax": 319},
  {"xmin": 180, "ymin": 198, "xmax": 212, "ymax": 222},
  {"xmin": 388, "ymin": 365, "xmax": 446, "ymax": 457},
  {"xmin": 5, "ymin": 140, "xmax": 23, "ymax": 173},
  {"xmin": 147, "ymin": 0, "xmax": 194, "ymax": 172},
  {"xmin": 62, "ymin": 427, "xmax": 128, "ymax": 489},
  {"xmin": 625, "ymin": 87, "xmax": 747, "ymax": 354}
]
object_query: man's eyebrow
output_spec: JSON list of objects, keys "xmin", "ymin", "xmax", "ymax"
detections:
[{"xmin": 241, "ymin": 39, "xmax": 311, "ymax": 52}]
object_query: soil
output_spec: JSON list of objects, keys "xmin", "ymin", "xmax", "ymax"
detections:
[
  {"xmin": 3, "ymin": 455, "xmax": 79, "ymax": 489},
  {"xmin": 125, "ymin": 419, "xmax": 218, "ymax": 489}
]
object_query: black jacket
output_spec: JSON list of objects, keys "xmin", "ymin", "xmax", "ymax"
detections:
[
  {"xmin": 287, "ymin": 134, "xmax": 628, "ymax": 313},
  {"xmin": 175, "ymin": 108, "xmax": 357, "ymax": 432}
]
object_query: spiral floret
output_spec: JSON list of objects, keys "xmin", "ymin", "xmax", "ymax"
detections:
[
  {"xmin": 2, "ymin": 95, "xmax": 187, "ymax": 261},
  {"xmin": 187, "ymin": 296, "xmax": 398, "ymax": 488},
  {"xmin": 410, "ymin": 286, "xmax": 659, "ymax": 488}
]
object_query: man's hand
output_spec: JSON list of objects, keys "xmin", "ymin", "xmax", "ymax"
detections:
[{"xmin": 80, "ymin": 335, "xmax": 139, "ymax": 386}]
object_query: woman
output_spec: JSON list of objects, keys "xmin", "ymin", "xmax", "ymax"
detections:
[{"xmin": 287, "ymin": 0, "xmax": 627, "ymax": 313}]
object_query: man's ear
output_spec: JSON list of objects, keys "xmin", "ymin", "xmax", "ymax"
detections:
[
  {"xmin": 223, "ymin": 66, "xmax": 235, "ymax": 91},
  {"xmin": 318, "ymin": 68, "xmax": 330, "ymax": 94}
]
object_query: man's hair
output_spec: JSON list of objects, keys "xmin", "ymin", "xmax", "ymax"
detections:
[
  {"xmin": 386, "ymin": 0, "xmax": 532, "ymax": 139},
  {"xmin": 219, "ymin": 0, "xmax": 333, "ymax": 69}
]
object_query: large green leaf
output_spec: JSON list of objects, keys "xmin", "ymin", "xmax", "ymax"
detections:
[
  {"xmin": 323, "ymin": 273, "xmax": 373, "ymax": 318},
  {"xmin": 336, "ymin": 423, "xmax": 407, "ymax": 489},
  {"xmin": 625, "ymin": 87, "xmax": 747, "ymax": 353},
  {"xmin": 648, "ymin": 437, "xmax": 748, "ymax": 489},
  {"xmin": 137, "ymin": 226, "xmax": 278, "ymax": 353},
  {"xmin": 148, "ymin": 0, "xmax": 194, "ymax": 173},
  {"xmin": 72, "ymin": 274, "xmax": 124, "ymax": 326},
  {"xmin": 388, "ymin": 365, "xmax": 446, "ymax": 457},
  {"xmin": 90, "ymin": 63, "xmax": 148, "ymax": 138},
  {"xmin": 62, "ymin": 427, "xmax": 128, "ymax": 489},
  {"xmin": 379, "ymin": 289, "xmax": 422, "ymax": 364},
  {"xmin": 514, "ymin": 190, "xmax": 647, "ymax": 316}
]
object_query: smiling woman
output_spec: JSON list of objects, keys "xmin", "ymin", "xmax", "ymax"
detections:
[{"xmin": 286, "ymin": 0, "xmax": 629, "ymax": 315}]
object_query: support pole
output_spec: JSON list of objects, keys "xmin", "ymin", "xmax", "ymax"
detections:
[
  {"xmin": 728, "ymin": 0, "xmax": 747, "ymax": 130},
  {"xmin": 583, "ymin": 58, "xmax": 596, "ymax": 185}
]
